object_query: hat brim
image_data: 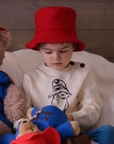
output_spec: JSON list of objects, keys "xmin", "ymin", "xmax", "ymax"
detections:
[
  {"xmin": 10, "ymin": 127, "xmax": 60, "ymax": 144},
  {"xmin": 25, "ymin": 29, "xmax": 85, "ymax": 51}
]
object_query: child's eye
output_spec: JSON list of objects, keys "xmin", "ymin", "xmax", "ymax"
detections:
[
  {"xmin": 60, "ymin": 51, "xmax": 67, "ymax": 53},
  {"xmin": 45, "ymin": 51, "xmax": 52, "ymax": 54}
]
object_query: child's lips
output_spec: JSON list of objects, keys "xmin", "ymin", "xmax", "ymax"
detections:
[{"xmin": 53, "ymin": 63, "xmax": 62, "ymax": 66}]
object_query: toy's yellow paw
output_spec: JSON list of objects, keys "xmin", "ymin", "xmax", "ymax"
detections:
[
  {"xmin": 36, "ymin": 110, "xmax": 42, "ymax": 114},
  {"xmin": 27, "ymin": 108, "xmax": 34, "ymax": 120},
  {"xmin": 70, "ymin": 121, "xmax": 80, "ymax": 136},
  {"xmin": 27, "ymin": 108, "xmax": 43, "ymax": 120}
]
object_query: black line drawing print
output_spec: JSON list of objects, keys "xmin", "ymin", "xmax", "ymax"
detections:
[{"xmin": 48, "ymin": 79, "xmax": 72, "ymax": 112}]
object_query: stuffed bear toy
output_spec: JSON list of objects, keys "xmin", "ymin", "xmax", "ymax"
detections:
[
  {"xmin": 1, "ymin": 105, "xmax": 81, "ymax": 144},
  {"xmin": 0, "ymin": 27, "xmax": 27, "ymax": 136}
]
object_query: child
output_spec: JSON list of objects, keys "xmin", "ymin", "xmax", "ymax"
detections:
[{"xmin": 21, "ymin": 6, "xmax": 114, "ymax": 144}]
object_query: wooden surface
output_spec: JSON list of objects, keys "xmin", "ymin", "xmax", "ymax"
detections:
[{"xmin": 0, "ymin": 0, "xmax": 114, "ymax": 62}]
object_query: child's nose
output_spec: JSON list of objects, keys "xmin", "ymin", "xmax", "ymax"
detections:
[{"xmin": 54, "ymin": 52, "xmax": 61, "ymax": 60}]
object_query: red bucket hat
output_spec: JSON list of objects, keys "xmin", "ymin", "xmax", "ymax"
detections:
[
  {"xmin": 25, "ymin": 6, "xmax": 85, "ymax": 51},
  {"xmin": 10, "ymin": 127, "xmax": 60, "ymax": 144}
]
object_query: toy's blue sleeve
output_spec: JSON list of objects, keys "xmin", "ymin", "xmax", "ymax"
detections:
[
  {"xmin": 32, "ymin": 119, "xmax": 50, "ymax": 131},
  {"xmin": 55, "ymin": 121, "xmax": 75, "ymax": 141},
  {"xmin": 31, "ymin": 106, "xmax": 50, "ymax": 131},
  {"xmin": 31, "ymin": 105, "xmax": 68, "ymax": 131},
  {"xmin": 31, "ymin": 106, "xmax": 39, "ymax": 115},
  {"xmin": 41, "ymin": 105, "xmax": 68, "ymax": 127}
]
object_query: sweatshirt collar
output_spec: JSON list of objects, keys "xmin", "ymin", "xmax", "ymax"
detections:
[{"xmin": 39, "ymin": 62, "xmax": 75, "ymax": 74}]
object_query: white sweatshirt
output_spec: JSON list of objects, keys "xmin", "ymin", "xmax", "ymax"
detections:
[{"xmin": 22, "ymin": 61, "xmax": 102, "ymax": 131}]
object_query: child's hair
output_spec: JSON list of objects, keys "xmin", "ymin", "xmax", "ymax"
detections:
[{"xmin": 37, "ymin": 42, "xmax": 76, "ymax": 50}]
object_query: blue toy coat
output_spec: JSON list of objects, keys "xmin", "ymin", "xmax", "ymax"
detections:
[{"xmin": 31, "ymin": 105, "xmax": 75, "ymax": 140}]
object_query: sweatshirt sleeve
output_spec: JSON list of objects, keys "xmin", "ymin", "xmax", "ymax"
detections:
[
  {"xmin": 22, "ymin": 74, "xmax": 32, "ymax": 108},
  {"xmin": 71, "ymin": 69, "xmax": 103, "ymax": 131}
]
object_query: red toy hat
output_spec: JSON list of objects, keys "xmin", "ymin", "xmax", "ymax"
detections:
[
  {"xmin": 25, "ymin": 6, "xmax": 85, "ymax": 51},
  {"xmin": 10, "ymin": 127, "xmax": 60, "ymax": 144},
  {"xmin": 0, "ymin": 27, "xmax": 7, "ymax": 31}
]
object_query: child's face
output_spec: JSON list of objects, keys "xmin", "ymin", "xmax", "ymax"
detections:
[{"xmin": 39, "ymin": 43, "xmax": 75, "ymax": 70}]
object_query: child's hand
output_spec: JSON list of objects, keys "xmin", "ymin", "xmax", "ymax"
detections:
[{"xmin": 67, "ymin": 114, "xmax": 74, "ymax": 121}]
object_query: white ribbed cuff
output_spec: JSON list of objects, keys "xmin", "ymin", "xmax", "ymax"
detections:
[{"xmin": 13, "ymin": 118, "xmax": 26, "ymax": 130}]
